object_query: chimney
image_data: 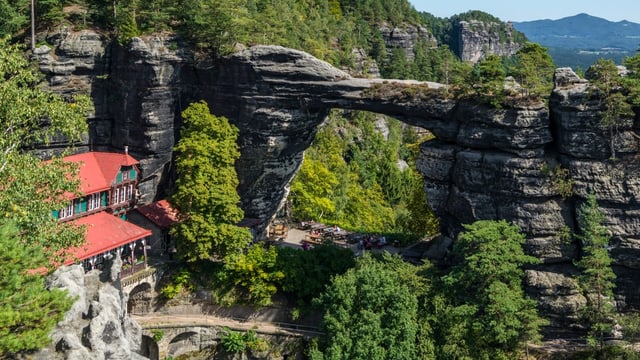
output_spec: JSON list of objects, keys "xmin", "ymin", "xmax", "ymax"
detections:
[{"xmin": 125, "ymin": 145, "xmax": 128, "ymax": 155}]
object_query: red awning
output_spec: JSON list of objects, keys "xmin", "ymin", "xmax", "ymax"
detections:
[{"xmin": 66, "ymin": 212, "xmax": 152, "ymax": 263}]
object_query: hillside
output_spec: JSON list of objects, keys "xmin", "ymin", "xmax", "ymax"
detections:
[{"xmin": 513, "ymin": 13, "xmax": 640, "ymax": 68}]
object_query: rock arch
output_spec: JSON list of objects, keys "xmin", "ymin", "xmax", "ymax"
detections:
[{"xmin": 38, "ymin": 33, "xmax": 640, "ymax": 330}]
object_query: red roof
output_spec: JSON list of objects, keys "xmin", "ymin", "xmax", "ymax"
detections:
[
  {"xmin": 62, "ymin": 152, "xmax": 139, "ymax": 195},
  {"xmin": 135, "ymin": 200, "xmax": 179, "ymax": 229},
  {"xmin": 66, "ymin": 212, "xmax": 151, "ymax": 263}
]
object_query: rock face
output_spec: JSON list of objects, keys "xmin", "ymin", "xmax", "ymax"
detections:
[
  {"xmin": 35, "ymin": 31, "xmax": 640, "ymax": 334},
  {"xmin": 455, "ymin": 20, "xmax": 522, "ymax": 63},
  {"xmin": 35, "ymin": 258, "xmax": 144, "ymax": 359},
  {"xmin": 379, "ymin": 23, "xmax": 437, "ymax": 61}
]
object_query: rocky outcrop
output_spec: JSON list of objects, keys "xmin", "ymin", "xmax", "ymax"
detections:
[
  {"xmin": 35, "ymin": 258, "xmax": 144, "ymax": 359},
  {"xmin": 455, "ymin": 20, "xmax": 522, "ymax": 63},
  {"xmin": 379, "ymin": 23, "xmax": 437, "ymax": 61},
  {"xmin": 34, "ymin": 32, "xmax": 640, "ymax": 334}
]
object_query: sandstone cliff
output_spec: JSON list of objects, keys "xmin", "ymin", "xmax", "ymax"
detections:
[
  {"xmin": 33, "ymin": 30, "xmax": 640, "ymax": 334},
  {"xmin": 455, "ymin": 20, "xmax": 522, "ymax": 63},
  {"xmin": 379, "ymin": 23, "xmax": 437, "ymax": 61}
]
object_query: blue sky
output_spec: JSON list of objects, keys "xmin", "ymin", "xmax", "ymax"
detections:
[{"xmin": 408, "ymin": 0, "xmax": 640, "ymax": 23}]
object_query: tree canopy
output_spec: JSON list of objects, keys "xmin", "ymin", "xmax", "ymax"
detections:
[
  {"xmin": 169, "ymin": 101, "xmax": 251, "ymax": 262},
  {"xmin": 0, "ymin": 221, "xmax": 75, "ymax": 355},
  {"xmin": 0, "ymin": 37, "xmax": 89, "ymax": 356},
  {"xmin": 431, "ymin": 220, "xmax": 546, "ymax": 360},
  {"xmin": 586, "ymin": 58, "xmax": 634, "ymax": 159},
  {"xmin": 311, "ymin": 254, "xmax": 424, "ymax": 360}
]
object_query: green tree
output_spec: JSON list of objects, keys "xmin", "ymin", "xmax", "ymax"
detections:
[
  {"xmin": 170, "ymin": 101, "xmax": 251, "ymax": 262},
  {"xmin": 0, "ymin": 0, "xmax": 29, "ymax": 38},
  {"xmin": 220, "ymin": 245, "xmax": 284, "ymax": 305},
  {"xmin": 622, "ymin": 53, "xmax": 640, "ymax": 106},
  {"xmin": 396, "ymin": 170, "xmax": 439, "ymax": 238},
  {"xmin": 509, "ymin": 42, "xmax": 555, "ymax": 99},
  {"xmin": 0, "ymin": 38, "xmax": 89, "ymax": 356},
  {"xmin": 0, "ymin": 221, "xmax": 75, "ymax": 355},
  {"xmin": 312, "ymin": 254, "xmax": 421, "ymax": 360},
  {"xmin": 435, "ymin": 220, "xmax": 546, "ymax": 360},
  {"xmin": 586, "ymin": 59, "xmax": 634, "ymax": 159},
  {"xmin": 290, "ymin": 158, "xmax": 338, "ymax": 221},
  {"xmin": 0, "ymin": 37, "xmax": 89, "ymax": 255},
  {"xmin": 471, "ymin": 54, "xmax": 506, "ymax": 107},
  {"xmin": 575, "ymin": 195, "xmax": 617, "ymax": 357},
  {"xmin": 275, "ymin": 245, "xmax": 355, "ymax": 306},
  {"xmin": 177, "ymin": 0, "xmax": 249, "ymax": 56}
]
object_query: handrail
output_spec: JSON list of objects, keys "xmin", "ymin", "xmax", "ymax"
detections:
[{"xmin": 121, "ymin": 266, "xmax": 158, "ymax": 287}]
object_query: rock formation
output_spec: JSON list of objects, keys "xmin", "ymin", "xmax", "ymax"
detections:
[
  {"xmin": 455, "ymin": 20, "xmax": 522, "ymax": 63},
  {"xmin": 33, "ymin": 31, "xmax": 640, "ymax": 333},
  {"xmin": 35, "ymin": 258, "xmax": 144, "ymax": 359},
  {"xmin": 378, "ymin": 23, "xmax": 437, "ymax": 61}
]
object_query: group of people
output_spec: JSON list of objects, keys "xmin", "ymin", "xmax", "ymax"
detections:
[{"xmin": 357, "ymin": 235, "xmax": 386, "ymax": 250}]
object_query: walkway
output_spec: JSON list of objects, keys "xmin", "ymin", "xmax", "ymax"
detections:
[{"xmin": 132, "ymin": 313, "xmax": 322, "ymax": 337}]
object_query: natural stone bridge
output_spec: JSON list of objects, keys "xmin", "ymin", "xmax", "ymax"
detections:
[
  {"xmin": 38, "ymin": 31, "xmax": 640, "ymax": 332},
  {"xmin": 134, "ymin": 314, "xmax": 318, "ymax": 359}
]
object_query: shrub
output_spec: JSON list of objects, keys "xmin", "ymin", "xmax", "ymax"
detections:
[
  {"xmin": 220, "ymin": 328, "xmax": 246, "ymax": 353},
  {"xmin": 151, "ymin": 329, "xmax": 164, "ymax": 342},
  {"xmin": 160, "ymin": 269, "xmax": 194, "ymax": 299}
]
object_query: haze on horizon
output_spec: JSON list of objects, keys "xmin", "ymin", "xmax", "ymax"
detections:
[{"xmin": 409, "ymin": 0, "xmax": 640, "ymax": 24}]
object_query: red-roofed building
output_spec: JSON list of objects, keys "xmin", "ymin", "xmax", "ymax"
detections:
[
  {"xmin": 127, "ymin": 200, "xmax": 179, "ymax": 256},
  {"xmin": 54, "ymin": 150, "xmax": 140, "ymax": 221},
  {"xmin": 54, "ymin": 150, "xmax": 152, "ymax": 272},
  {"xmin": 67, "ymin": 212, "xmax": 152, "ymax": 270}
]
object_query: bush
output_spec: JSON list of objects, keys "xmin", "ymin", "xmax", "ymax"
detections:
[
  {"xmin": 160, "ymin": 268, "xmax": 194, "ymax": 300},
  {"xmin": 151, "ymin": 329, "xmax": 164, "ymax": 342},
  {"xmin": 220, "ymin": 328, "xmax": 245, "ymax": 353}
]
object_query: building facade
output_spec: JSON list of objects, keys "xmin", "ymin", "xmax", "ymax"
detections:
[{"xmin": 55, "ymin": 151, "xmax": 152, "ymax": 272}]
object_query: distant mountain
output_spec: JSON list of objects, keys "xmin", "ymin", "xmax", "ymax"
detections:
[{"xmin": 513, "ymin": 13, "xmax": 640, "ymax": 69}]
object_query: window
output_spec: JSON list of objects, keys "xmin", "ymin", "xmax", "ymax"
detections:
[
  {"xmin": 125, "ymin": 184, "xmax": 133, "ymax": 201},
  {"xmin": 59, "ymin": 201, "xmax": 74, "ymax": 219},
  {"xmin": 119, "ymin": 185, "xmax": 126, "ymax": 203},
  {"xmin": 113, "ymin": 188, "xmax": 120, "ymax": 204},
  {"xmin": 122, "ymin": 170, "xmax": 129, "ymax": 181},
  {"xmin": 88, "ymin": 193, "xmax": 101, "ymax": 211}
]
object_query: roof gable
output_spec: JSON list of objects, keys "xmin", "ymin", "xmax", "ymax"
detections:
[{"xmin": 62, "ymin": 152, "xmax": 139, "ymax": 195}]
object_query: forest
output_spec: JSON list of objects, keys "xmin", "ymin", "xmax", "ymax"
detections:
[{"xmin": 5, "ymin": 0, "xmax": 640, "ymax": 358}]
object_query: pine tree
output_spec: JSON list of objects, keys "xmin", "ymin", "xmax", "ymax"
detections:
[
  {"xmin": 575, "ymin": 195, "xmax": 617, "ymax": 357},
  {"xmin": 169, "ymin": 101, "xmax": 252, "ymax": 262},
  {"xmin": 472, "ymin": 54, "xmax": 506, "ymax": 107},
  {"xmin": 509, "ymin": 42, "xmax": 555, "ymax": 99},
  {"xmin": 0, "ymin": 221, "xmax": 75, "ymax": 355},
  {"xmin": 437, "ymin": 220, "xmax": 547, "ymax": 359},
  {"xmin": 586, "ymin": 59, "xmax": 634, "ymax": 159}
]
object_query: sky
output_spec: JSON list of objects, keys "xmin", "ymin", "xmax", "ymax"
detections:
[{"xmin": 409, "ymin": 0, "xmax": 640, "ymax": 24}]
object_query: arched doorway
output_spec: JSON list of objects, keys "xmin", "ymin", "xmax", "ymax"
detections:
[
  {"xmin": 127, "ymin": 282, "xmax": 152, "ymax": 314},
  {"xmin": 140, "ymin": 335, "xmax": 159, "ymax": 360}
]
